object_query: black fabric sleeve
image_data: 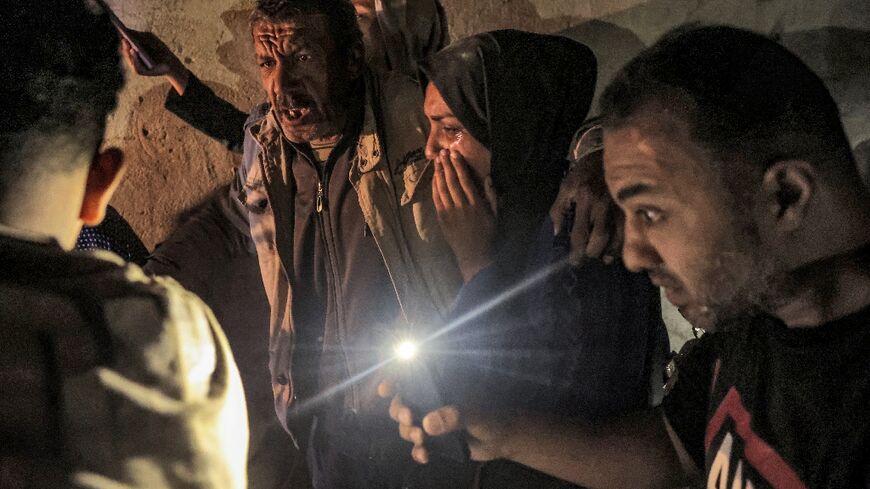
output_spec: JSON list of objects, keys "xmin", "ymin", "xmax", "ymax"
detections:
[
  {"xmin": 661, "ymin": 334, "xmax": 721, "ymax": 470},
  {"xmin": 164, "ymin": 73, "xmax": 248, "ymax": 154}
]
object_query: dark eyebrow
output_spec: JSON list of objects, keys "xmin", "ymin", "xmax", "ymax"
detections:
[
  {"xmin": 615, "ymin": 183, "xmax": 654, "ymax": 202},
  {"xmin": 427, "ymin": 112, "xmax": 455, "ymax": 121}
]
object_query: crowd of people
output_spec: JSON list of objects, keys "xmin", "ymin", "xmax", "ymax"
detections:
[{"xmin": 1, "ymin": 0, "xmax": 868, "ymax": 488}]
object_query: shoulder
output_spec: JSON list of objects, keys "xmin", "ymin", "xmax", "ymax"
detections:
[
  {"xmin": 80, "ymin": 254, "xmax": 225, "ymax": 399},
  {"xmin": 60, "ymin": 254, "xmax": 247, "ymax": 488},
  {"xmin": 378, "ymin": 70, "xmax": 424, "ymax": 92},
  {"xmin": 244, "ymin": 102, "xmax": 271, "ymax": 131},
  {"xmin": 369, "ymin": 70, "xmax": 429, "ymax": 160},
  {"xmin": 376, "ymin": 70, "xmax": 426, "ymax": 109}
]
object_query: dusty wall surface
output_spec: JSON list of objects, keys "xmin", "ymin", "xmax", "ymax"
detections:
[{"xmin": 105, "ymin": 0, "xmax": 870, "ymax": 249}]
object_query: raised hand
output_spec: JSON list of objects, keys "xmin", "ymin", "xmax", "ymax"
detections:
[
  {"xmin": 120, "ymin": 30, "xmax": 190, "ymax": 95},
  {"xmin": 549, "ymin": 126, "xmax": 622, "ymax": 265},
  {"xmin": 432, "ymin": 149, "xmax": 497, "ymax": 282}
]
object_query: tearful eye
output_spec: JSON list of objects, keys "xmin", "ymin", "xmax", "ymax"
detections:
[
  {"xmin": 636, "ymin": 207, "xmax": 664, "ymax": 224},
  {"xmin": 443, "ymin": 126, "xmax": 462, "ymax": 137}
]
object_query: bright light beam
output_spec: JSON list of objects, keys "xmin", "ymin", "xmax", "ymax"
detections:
[
  {"xmin": 291, "ymin": 257, "xmax": 571, "ymax": 415},
  {"xmin": 291, "ymin": 357, "xmax": 394, "ymax": 416},
  {"xmin": 422, "ymin": 258, "xmax": 569, "ymax": 344}
]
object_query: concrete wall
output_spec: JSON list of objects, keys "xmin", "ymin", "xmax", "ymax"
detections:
[{"xmin": 105, "ymin": 0, "xmax": 870, "ymax": 249}]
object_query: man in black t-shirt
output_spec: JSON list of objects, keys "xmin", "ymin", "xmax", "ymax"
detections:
[
  {"xmin": 388, "ymin": 25, "xmax": 870, "ymax": 488},
  {"xmin": 662, "ymin": 310, "xmax": 869, "ymax": 488}
]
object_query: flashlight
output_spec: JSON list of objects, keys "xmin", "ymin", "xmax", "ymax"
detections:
[
  {"xmin": 394, "ymin": 340, "xmax": 419, "ymax": 361},
  {"xmin": 390, "ymin": 337, "xmax": 469, "ymax": 464}
]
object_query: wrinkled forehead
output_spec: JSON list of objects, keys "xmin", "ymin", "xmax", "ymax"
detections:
[
  {"xmin": 252, "ymin": 14, "xmax": 333, "ymax": 50},
  {"xmin": 603, "ymin": 108, "xmax": 718, "ymax": 193}
]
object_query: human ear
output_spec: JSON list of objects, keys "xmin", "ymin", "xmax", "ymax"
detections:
[
  {"xmin": 80, "ymin": 147, "xmax": 125, "ymax": 226},
  {"xmin": 760, "ymin": 160, "xmax": 815, "ymax": 232}
]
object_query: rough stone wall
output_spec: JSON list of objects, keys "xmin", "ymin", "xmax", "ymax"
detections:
[{"xmin": 105, "ymin": 0, "xmax": 870, "ymax": 250}]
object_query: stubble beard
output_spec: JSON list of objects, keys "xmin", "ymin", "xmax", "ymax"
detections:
[{"xmin": 697, "ymin": 219, "xmax": 784, "ymax": 332}]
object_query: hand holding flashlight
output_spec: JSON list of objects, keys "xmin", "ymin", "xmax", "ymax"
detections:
[
  {"xmin": 379, "ymin": 380, "xmax": 509, "ymax": 464},
  {"xmin": 386, "ymin": 339, "xmax": 470, "ymax": 463}
]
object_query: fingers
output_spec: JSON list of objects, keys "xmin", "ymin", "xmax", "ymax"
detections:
[
  {"xmin": 584, "ymin": 199, "xmax": 610, "ymax": 259},
  {"xmin": 549, "ymin": 173, "xmax": 579, "ymax": 234},
  {"xmin": 391, "ymin": 397, "xmax": 429, "ymax": 464},
  {"xmin": 433, "ymin": 150, "xmax": 494, "ymax": 215},
  {"xmin": 119, "ymin": 30, "xmax": 178, "ymax": 78},
  {"xmin": 388, "ymin": 395, "xmax": 414, "ymax": 426},
  {"xmin": 421, "ymin": 405, "xmax": 463, "ymax": 437},
  {"xmin": 377, "ymin": 380, "xmax": 394, "ymax": 399},
  {"xmin": 439, "ymin": 150, "xmax": 468, "ymax": 207},
  {"xmin": 432, "ymin": 158, "xmax": 446, "ymax": 213},
  {"xmin": 570, "ymin": 191, "xmax": 591, "ymax": 262},
  {"xmin": 121, "ymin": 39, "xmax": 165, "ymax": 76},
  {"xmin": 604, "ymin": 207, "xmax": 625, "ymax": 263},
  {"xmin": 448, "ymin": 151, "xmax": 483, "ymax": 206},
  {"xmin": 390, "ymin": 402, "xmax": 466, "ymax": 466},
  {"xmin": 482, "ymin": 175, "xmax": 498, "ymax": 217},
  {"xmin": 550, "ymin": 195, "xmax": 567, "ymax": 235},
  {"xmin": 399, "ymin": 423, "xmax": 426, "ymax": 445},
  {"xmin": 120, "ymin": 39, "xmax": 144, "ymax": 73},
  {"xmin": 411, "ymin": 445, "xmax": 430, "ymax": 464},
  {"xmin": 384, "ymin": 384, "xmax": 433, "ymax": 464}
]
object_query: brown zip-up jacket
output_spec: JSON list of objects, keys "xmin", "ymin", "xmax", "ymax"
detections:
[{"xmin": 239, "ymin": 70, "xmax": 462, "ymax": 436}]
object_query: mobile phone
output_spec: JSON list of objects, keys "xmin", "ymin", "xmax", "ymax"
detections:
[
  {"xmin": 92, "ymin": 0, "xmax": 156, "ymax": 70},
  {"xmin": 397, "ymin": 358, "xmax": 470, "ymax": 464}
]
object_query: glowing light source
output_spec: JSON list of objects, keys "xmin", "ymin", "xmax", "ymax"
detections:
[
  {"xmin": 290, "ymin": 260, "xmax": 568, "ymax": 415},
  {"xmin": 394, "ymin": 340, "xmax": 419, "ymax": 360}
]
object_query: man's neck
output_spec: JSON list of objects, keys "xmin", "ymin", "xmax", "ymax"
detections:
[
  {"xmin": 772, "ymin": 242, "xmax": 870, "ymax": 327},
  {"xmin": 0, "ymin": 209, "xmax": 79, "ymax": 249},
  {"xmin": 0, "ymin": 175, "xmax": 85, "ymax": 250}
]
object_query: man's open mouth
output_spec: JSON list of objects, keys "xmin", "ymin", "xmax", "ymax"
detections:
[{"xmin": 283, "ymin": 107, "xmax": 312, "ymax": 120}]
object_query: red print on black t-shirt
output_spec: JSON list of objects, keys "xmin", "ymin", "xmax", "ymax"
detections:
[{"xmin": 704, "ymin": 386, "xmax": 806, "ymax": 489}]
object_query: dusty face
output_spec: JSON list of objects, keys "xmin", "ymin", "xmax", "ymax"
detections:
[
  {"xmin": 603, "ymin": 108, "xmax": 770, "ymax": 331},
  {"xmin": 253, "ymin": 15, "xmax": 357, "ymax": 143},
  {"xmin": 423, "ymin": 83, "xmax": 492, "ymax": 184}
]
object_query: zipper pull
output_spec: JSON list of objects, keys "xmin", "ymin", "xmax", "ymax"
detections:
[{"xmin": 316, "ymin": 181, "xmax": 324, "ymax": 213}]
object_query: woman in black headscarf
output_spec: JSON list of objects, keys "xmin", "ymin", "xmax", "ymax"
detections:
[
  {"xmin": 421, "ymin": 29, "xmax": 597, "ymax": 277},
  {"xmin": 397, "ymin": 30, "xmax": 668, "ymax": 488}
]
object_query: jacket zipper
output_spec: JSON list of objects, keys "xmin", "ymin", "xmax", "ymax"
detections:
[
  {"xmin": 316, "ymin": 181, "xmax": 324, "ymax": 213},
  {"xmin": 310, "ymin": 153, "xmax": 357, "ymax": 410}
]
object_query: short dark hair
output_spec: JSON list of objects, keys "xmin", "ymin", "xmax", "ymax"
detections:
[
  {"xmin": 0, "ymin": 0, "xmax": 123, "ymax": 182},
  {"xmin": 600, "ymin": 25, "xmax": 856, "ymax": 182},
  {"xmin": 250, "ymin": 0, "xmax": 363, "ymax": 62}
]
